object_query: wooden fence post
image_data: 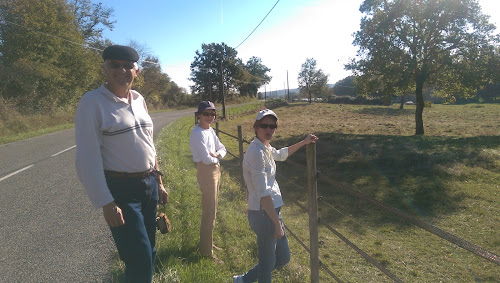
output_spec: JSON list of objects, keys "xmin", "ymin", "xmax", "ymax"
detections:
[
  {"xmin": 307, "ymin": 143, "xmax": 319, "ymax": 283},
  {"xmin": 216, "ymin": 122, "xmax": 219, "ymax": 137},
  {"xmin": 194, "ymin": 113, "xmax": 198, "ymax": 125},
  {"xmin": 238, "ymin": 125, "xmax": 244, "ymax": 174}
]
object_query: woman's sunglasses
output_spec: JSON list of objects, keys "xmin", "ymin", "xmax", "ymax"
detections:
[
  {"xmin": 201, "ymin": 112, "xmax": 216, "ymax": 117},
  {"xmin": 258, "ymin": 123, "xmax": 277, "ymax": 129}
]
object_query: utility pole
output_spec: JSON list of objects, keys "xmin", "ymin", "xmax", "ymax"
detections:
[
  {"xmin": 209, "ymin": 71, "xmax": 212, "ymax": 102},
  {"xmin": 287, "ymin": 70, "xmax": 290, "ymax": 102},
  {"xmin": 220, "ymin": 53, "xmax": 226, "ymax": 119}
]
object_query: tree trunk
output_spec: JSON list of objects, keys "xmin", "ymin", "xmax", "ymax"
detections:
[
  {"xmin": 415, "ymin": 78, "xmax": 425, "ymax": 135},
  {"xmin": 399, "ymin": 95, "xmax": 405, "ymax": 109}
]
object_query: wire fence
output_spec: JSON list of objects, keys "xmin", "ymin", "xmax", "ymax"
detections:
[{"xmin": 213, "ymin": 119, "xmax": 500, "ymax": 282}]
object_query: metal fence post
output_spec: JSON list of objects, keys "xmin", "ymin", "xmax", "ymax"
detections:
[
  {"xmin": 307, "ymin": 143, "xmax": 319, "ymax": 283},
  {"xmin": 216, "ymin": 122, "xmax": 219, "ymax": 137}
]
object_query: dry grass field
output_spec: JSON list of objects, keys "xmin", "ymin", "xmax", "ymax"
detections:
[{"xmin": 217, "ymin": 102, "xmax": 499, "ymax": 282}]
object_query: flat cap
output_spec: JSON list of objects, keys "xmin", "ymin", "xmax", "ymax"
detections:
[{"xmin": 102, "ymin": 45, "xmax": 139, "ymax": 62}]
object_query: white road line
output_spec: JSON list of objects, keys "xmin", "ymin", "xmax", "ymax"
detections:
[
  {"xmin": 51, "ymin": 145, "xmax": 76, "ymax": 157},
  {"xmin": 0, "ymin": 165, "xmax": 34, "ymax": 182}
]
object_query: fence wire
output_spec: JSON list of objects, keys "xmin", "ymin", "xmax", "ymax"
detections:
[
  {"xmin": 283, "ymin": 158, "xmax": 500, "ymax": 266},
  {"xmin": 283, "ymin": 223, "xmax": 344, "ymax": 283},
  {"xmin": 215, "ymin": 123, "xmax": 500, "ymax": 282}
]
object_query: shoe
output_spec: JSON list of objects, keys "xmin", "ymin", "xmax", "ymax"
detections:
[{"xmin": 233, "ymin": 275, "xmax": 244, "ymax": 283}]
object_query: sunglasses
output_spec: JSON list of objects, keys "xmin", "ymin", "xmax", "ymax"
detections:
[
  {"xmin": 258, "ymin": 123, "xmax": 277, "ymax": 129},
  {"xmin": 108, "ymin": 61, "xmax": 136, "ymax": 70},
  {"xmin": 201, "ymin": 112, "xmax": 216, "ymax": 117}
]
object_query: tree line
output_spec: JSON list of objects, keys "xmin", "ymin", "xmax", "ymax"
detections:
[
  {"xmin": 2, "ymin": 0, "xmax": 499, "ymax": 136},
  {"xmin": 0, "ymin": 0, "xmax": 275, "ymax": 114},
  {"xmin": 0, "ymin": 0, "xmax": 192, "ymax": 113}
]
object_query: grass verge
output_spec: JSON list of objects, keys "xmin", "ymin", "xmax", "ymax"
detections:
[{"xmin": 110, "ymin": 102, "xmax": 499, "ymax": 282}]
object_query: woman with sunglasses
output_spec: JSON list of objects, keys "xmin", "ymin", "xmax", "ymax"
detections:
[
  {"xmin": 233, "ymin": 109, "xmax": 318, "ymax": 283},
  {"xmin": 189, "ymin": 101, "xmax": 227, "ymax": 261}
]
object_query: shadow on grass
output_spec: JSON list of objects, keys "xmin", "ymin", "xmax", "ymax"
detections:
[{"xmin": 272, "ymin": 132, "xmax": 500, "ymax": 229}]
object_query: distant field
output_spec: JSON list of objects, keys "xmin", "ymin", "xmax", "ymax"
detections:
[
  {"xmin": 217, "ymin": 102, "xmax": 500, "ymax": 282},
  {"xmin": 107, "ymin": 102, "xmax": 500, "ymax": 282}
]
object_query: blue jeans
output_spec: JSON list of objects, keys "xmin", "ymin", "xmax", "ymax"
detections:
[
  {"xmin": 106, "ymin": 174, "xmax": 158, "ymax": 283},
  {"xmin": 243, "ymin": 208, "xmax": 291, "ymax": 283}
]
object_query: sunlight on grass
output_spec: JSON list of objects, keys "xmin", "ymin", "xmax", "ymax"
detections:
[{"xmin": 75, "ymin": 102, "xmax": 499, "ymax": 282}]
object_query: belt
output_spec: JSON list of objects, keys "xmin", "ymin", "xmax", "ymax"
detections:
[{"xmin": 104, "ymin": 169, "xmax": 155, "ymax": 179}]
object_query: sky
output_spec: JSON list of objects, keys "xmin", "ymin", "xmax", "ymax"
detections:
[{"xmin": 97, "ymin": 0, "xmax": 500, "ymax": 93}]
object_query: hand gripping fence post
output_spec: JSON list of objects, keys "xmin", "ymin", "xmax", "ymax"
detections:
[{"xmin": 307, "ymin": 143, "xmax": 320, "ymax": 283}]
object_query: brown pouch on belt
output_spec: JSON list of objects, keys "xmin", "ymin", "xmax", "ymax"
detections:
[{"xmin": 156, "ymin": 212, "xmax": 172, "ymax": 234}]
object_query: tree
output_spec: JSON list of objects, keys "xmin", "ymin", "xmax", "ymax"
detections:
[
  {"xmin": 190, "ymin": 42, "xmax": 241, "ymax": 117},
  {"xmin": 348, "ymin": 0, "xmax": 498, "ymax": 135},
  {"xmin": 0, "ymin": 0, "xmax": 103, "ymax": 111},
  {"xmin": 135, "ymin": 56, "xmax": 187, "ymax": 108},
  {"xmin": 237, "ymin": 56, "xmax": 271, "ymax": 97},
  {"xmin": 66, "ymin": 0, "xmax": 115, "ymax": 43},
  {"xmin": 135, "ymin": 56, "xmax": 170, "ymax": 108},
  {"xmin": 332, "ymin": 76, "xmax": 357, "ymax": 97},
  {"xmin": 298, "ymin": 58, "xmax": 329, "ymax": 103}
]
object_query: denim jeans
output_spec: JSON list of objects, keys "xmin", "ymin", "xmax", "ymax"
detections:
[
  {"xmin": 106, "ymin": 174, "xmax": 158, "ymax": 283},
  {"xmin": 243, "ymin": 207, "xmax": 290, "ymax": 283}
]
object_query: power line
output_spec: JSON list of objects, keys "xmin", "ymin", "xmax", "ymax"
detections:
[
  {"xmin": 3, "ymin": 19, "xmax": 171, "ymax": 68},
  {"xmin": 4, "ymin": 20, "xmax": 102, "ymax": 52},
  {"xmin": 234, "ymin": 0, "xmax": 280, "ymax": 49}
]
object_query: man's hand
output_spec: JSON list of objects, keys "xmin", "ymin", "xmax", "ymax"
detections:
[
  {"xmin": 274, "ymin": 221, "xmax": 284, "ymax": 239},
  {"xmin": 158, "ymin": 184, "xmax": 169, "ymax": 205},
  {"xmin": 102, "ymin": 201, "xmax": 125, "ymax": 227}
]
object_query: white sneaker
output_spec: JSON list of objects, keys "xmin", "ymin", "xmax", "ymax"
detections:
[{"xmin": 233, "ymin": 275, "xmax": 244, "ymax": 283}]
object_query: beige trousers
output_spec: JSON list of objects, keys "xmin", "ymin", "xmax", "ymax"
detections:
[{"xmin": 196, "ymin": 162, "xmax": 221, "ymax": 257}]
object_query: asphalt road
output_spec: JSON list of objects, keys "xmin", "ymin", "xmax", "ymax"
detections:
[{"xmin": 0, "ymin": 108, "xmax": 195, "ymax": 282}]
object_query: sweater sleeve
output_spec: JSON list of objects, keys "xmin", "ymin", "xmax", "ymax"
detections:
[
  {"xmin": 212, "ymin": 128, "xmax": 227, "ymax": 159},
  {"xmin": 74, "ymin": 95, "xmax": 114, "ymax": 208}
]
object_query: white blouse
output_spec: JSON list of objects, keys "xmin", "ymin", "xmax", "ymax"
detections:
[{"xmin": 243, "ymin": 137, "xmax": 289, "ymax": 211}]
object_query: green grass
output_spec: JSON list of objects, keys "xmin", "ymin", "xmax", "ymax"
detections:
[
  {"xmin": 0, "ymin": 106, "xmax": 76, "ymax": 144},
  {"xmin": 8, "ymin": 101, "xmax": 495, "ymax": 282},
  {"xmin": 146, "ymin": 102, "xmax": 499, "ymax": 282},
  {"xmin": 0, "ymin": 123, "xmax": 75, "ymax": 144},
  {"xmin": 150, "ymin": 116, "xmax": 258, "ymax": 282}
]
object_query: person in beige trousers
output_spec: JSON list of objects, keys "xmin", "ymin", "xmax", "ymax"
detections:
[{"xmin": 189, "ymin": 101, "xmax": 227, "ymax": 261}]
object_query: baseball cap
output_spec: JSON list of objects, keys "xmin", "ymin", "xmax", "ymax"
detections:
[
  {"xmin": 256, "ymin": 109, "xmax": 278, "ymax": 121},
  {"xmin": 102, "ymin": 45, "xmax": 139, "ymax": 62},
  {"xmin": 197, "ymin": 101, "xmax": 216, "ymax": 113}
]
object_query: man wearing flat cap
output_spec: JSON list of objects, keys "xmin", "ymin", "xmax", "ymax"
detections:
[{"xmin": 75, "ymin": 45, "xmax": 169, "ymax": 282}]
